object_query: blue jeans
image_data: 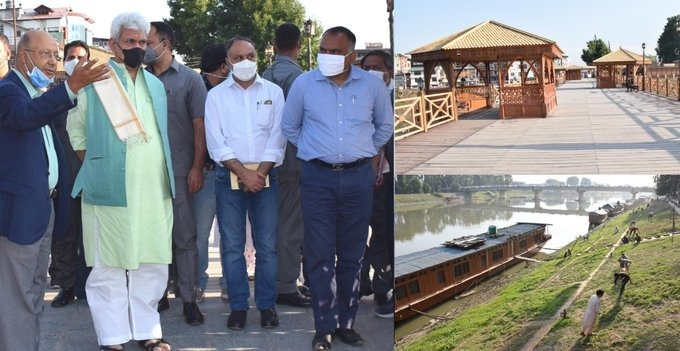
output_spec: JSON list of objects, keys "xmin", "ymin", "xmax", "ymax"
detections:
[
  {"xmin": 193, "ymin": 169, "xmax": 217, "ymax": 290},
  {"xmin": 215, "ymin": 166, "xmax": 279, "ymax": 311},
  {"xmin": 300, "ymin": 160, "xmax": 374, "ymax": 332}
]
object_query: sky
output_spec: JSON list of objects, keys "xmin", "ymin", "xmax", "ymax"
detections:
[
  {"xmin": 18, "ymin": 0, "xmax": 391, "ymax": 49},
  {"xmin": 394, "ymin": 0, "xmax": 680, "ymax": 66},
  {"xmin": 513, "ymin": 175, "xmax": 655, "ymax": 187}
]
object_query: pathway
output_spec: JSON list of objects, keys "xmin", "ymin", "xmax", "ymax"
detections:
[{"xmin": 396, "ymin": 79, "xmax": 680, "ymax": 174}]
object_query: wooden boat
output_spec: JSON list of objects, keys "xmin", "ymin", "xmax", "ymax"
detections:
[
  {"xmin": 602, "ymin": 202, "xmax": 624, "ymax": 217},
  {"xmin": 588, "ymin": 208, "xmax": 608, "ymax": 225},
  {"xmin": 394, "ymin": 222, "xmax": 551, "ymax": 322}
]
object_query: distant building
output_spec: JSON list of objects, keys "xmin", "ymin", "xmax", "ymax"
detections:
[
  {"xmin": 354, "ymin": 42, "xmax": 389, "ymax": 65},
  {"xmin": 0, "ymin": 2, "xmax": 94, "ymax": 55}
]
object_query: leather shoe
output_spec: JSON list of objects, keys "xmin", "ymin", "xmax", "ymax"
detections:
[
  {"xmin": 260, "ymin": 307, "xmax": 279, "ymax": 328},
  {"xmin": 335, "ymin": 327, "xmax": 363, "ymax": 346},
  {"xmin": 157, "ymin": 294, "xmax": 169, "ymax": 312},
  {"xmin": 312, "ymin": 332, "xmax": 332, "ymax": 351},
  {"xmin": 277, "ymin": 292, "xmax": 312, "ymax": 307},
  {"xmin": 227, "ymin": 310, "xmax": 247, "ymax": 330},
  {"xmin": 51, "ymin": 287, "xmax": 75, "ymax": 308},
  {"xmin": 183, "ymin": 301, "xmax": 204, "ymax": 326}
]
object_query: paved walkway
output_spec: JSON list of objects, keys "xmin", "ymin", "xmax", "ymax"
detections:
[
  {"xmin": 396, "ymin": 79, "xmax": 680, "ymax": 174},
  {"xmin": 39, "ymin": 229, "xmax": 393, "ymax": 351}
]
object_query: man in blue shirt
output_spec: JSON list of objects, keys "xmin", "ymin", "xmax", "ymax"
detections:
[{"xmin": 282, "ymin": 26, "xmax": 393, "ymax": 351}]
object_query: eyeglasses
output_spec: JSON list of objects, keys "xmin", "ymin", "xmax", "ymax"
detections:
[{"xmin": 24, "ymin": 49, "xmax": 62, "ymax": 62}]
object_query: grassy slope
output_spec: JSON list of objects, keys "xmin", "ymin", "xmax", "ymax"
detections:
[{"xmin": 397, "ymin": 201, "xmax": 680, "ymax": 351}]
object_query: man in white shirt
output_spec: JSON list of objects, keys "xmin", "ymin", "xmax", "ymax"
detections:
[{"xmin": 204, "ymin": 36, "xmax": 286, "ymax": 331}]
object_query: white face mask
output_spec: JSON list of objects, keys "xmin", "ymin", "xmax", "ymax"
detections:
[
  {"xmin": 317, "ymin": 53, "xmax": 349, "ymax": 77},
  {"xmin": 230, "ymin": 59, "xmax": 257, "ymax": 81},
  {"xmin": 368, "ymin": 69, "xmax": 385, "ymax": 81},
  {"xmin": 63, "ymin": 59, "xmax": 80, "ymax": 77}
]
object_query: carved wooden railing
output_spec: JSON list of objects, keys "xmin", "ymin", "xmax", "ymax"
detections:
[{"xmin": 395, "ymin": 91, "xmax": 457, "ymax": 141}]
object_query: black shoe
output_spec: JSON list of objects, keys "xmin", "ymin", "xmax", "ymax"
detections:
[
  {"xmin": 260, "ymin": 307, "xmax": 279, "ymax": 328},
  {"xmin": 51, "ymin": 287, "xmax": 75, "ymax": 308},
  {"xmin": 335, "ymin": 328, "xmax": 363, "ymax": 347},
  {"xmin": 312, "ymin": 332, "xmax": 332, "ymax": 351},
  {"xmin": 277, "ymin": 292, "xmax": 312, "ymax": 307},
  {"xmin": 298, "ymin": 285, "xmax": 311, "ymax": 298},
  {"xmin": 374, "ymin": 292, "xmax": 388, "ymax": 306},
  {"xmin": 183, "ymin": 301, "xmax": 204, "ymax": 326},
  {"xmin": 157, "ymin": 294, "xmax": 169, "ymax": 312},
  {"xmin": 227, "ymin": 310, "xmax": 247, "ymax": 330}
]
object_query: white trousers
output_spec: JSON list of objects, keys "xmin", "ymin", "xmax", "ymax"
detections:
[{"xmin": 86, "ymin": 263, "xmax": 167, "ymax": 345}]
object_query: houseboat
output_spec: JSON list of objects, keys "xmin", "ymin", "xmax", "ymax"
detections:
[
  {"xmin": 394, "ymin": 222, "xmax": 551, "ymax": 323},
  {"xmin": 602, "ymin": 202, "xmax": 624, "ymax": 217},
  {"xmin": 588, "ymin": 208, "xmax": 608, "ymax": 225}
]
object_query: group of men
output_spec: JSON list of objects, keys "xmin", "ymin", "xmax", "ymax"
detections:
[{"xmin": 0, "ymin": 11, "xmax": 393, "ymax": 351}]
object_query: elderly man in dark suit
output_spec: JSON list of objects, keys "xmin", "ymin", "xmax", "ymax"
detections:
[{"xmin": 0, "ymin": 29, "xmax": 108, "ymax": 351}]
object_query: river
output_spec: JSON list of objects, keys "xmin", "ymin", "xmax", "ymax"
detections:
[{"xmin": 395, "ymin": 191, "xmax": 647, "ymax": 257}]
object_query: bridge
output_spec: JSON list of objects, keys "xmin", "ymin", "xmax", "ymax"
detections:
[{"xmin": 460, "ymin": 184, "xmax": 655, "ymax": 203}]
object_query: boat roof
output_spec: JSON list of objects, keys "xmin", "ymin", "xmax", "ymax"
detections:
[{"xmin": 395, "ymin": 222, "xmax": 548, "ymax": 278}]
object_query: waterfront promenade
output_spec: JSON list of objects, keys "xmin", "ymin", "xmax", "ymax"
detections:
[
  {"xmin": 39, "ymin": 229, "xmax": 393, "ymax": 351},
  {"xmin": 396, "ymin": 79, "xmax": 680, "ymax": 174}
]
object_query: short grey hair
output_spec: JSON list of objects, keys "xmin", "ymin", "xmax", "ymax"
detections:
[{"xmin": 110, "ymin": 12, "xmax": 150, "ymax": 40}]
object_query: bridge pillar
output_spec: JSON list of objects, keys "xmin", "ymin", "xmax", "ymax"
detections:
[
  {"xmin": 533, "ymin": 189, "xmax": 541, "ymax": 201},
  {"xmin": 498, "ymin": 190, "xmax": 506, "ymax": 199},
  {"xmin": 577, "ymin": 189, "xmax": 585, "ymax": 203},
  {"xmin": 631, "ymin": 191, "xmax": 638, "ymax": 199}
]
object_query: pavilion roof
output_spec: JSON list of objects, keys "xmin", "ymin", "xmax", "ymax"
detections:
[
  {"xmin": 409, "ymin": 20, "xmax": 563, "ymax": 54},
  {"xmin": 593, "ymin": 48, "xmax": 643, "ymax": 65}
]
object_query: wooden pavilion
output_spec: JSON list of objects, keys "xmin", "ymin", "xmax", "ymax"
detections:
[
  {"xmin": 409, "ymin": 20, "xmax": 563, "ymax": 119},
  {"xmin": 592, "ymin": 48, "xmax": 644, "ymax": 88}
]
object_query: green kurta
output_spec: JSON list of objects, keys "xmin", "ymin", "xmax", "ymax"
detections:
[{"xmin": 67, "ymin": 63, "xmax": 173, "ymax": 269}]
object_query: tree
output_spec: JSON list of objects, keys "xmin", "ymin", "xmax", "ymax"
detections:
[
  {"xmin": 655, "ymin": 15, "xmax": 680, "ymax": 64},
  {"xmin": 581, "ymin": 37, "xmax": 611, "ymax": 65},
  {"xmin": 566, "ymin": 176, "xmax": 579, "ymax": 186},
  {"xmin": 654, "ymin": 175, "xmax": 680, "ymax": 199},
  {"xmin": 580, "ymin": 177, "xmax": 592, "ymax": 186},
  {"xmin": 166, "ymin": 0, "xmax": 318, "ymax": 71}
]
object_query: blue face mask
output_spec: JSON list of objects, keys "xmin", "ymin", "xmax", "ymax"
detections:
[{"xmin": 25, "ymin": 52, "xmax": 54, "ymax": 88}]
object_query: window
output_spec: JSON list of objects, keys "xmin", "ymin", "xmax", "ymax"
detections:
[
  {"xmin": 453, "ymin": 261, "xmax": 470, "ymax": 277},
  {"xmin": 534, "ymin": 233, "xmax": 543, "ymax": 243},
  {"xmin": 480, "ymin": 254, "xmax": 487, "ymax": 268},
  {"xmin": 408, "ymin": 280, "xmax": 420, "ymax": 295},
  {"xmin": 437, "ymin": 270, "xmax": 446, "ymax": 284},
  {"xmin": 395, "ymin": 285, "xmax": 407, "ymax": 300},
  {"xmin": 492, "ymin": 249, "xmax": 503, "ymax": 262},
  {"xmin": 519, "ymin": 239, "xmax": 527, "ymax": 250}
]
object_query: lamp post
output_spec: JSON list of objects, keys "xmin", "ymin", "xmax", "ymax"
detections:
[
  {"xmin": 303, "ymin": 19, "xmax": 314, "ymax": 70},
  {"xmin": 264, "ymin": 41, "xmax": 274, "ymax": 65},
  {"xmin": 677, "ymin": 26, "xmax": 680, "ymax": 101},
  {"xmin": 641, "ymin": 42, "xmax": 646, "ymax": 91}
]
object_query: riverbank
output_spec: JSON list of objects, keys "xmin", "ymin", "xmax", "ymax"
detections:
[{"xmin": 396, "ymin": 200, "xmax": 679, "ymax": 351}]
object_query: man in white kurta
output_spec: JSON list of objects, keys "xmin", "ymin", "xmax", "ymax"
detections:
[
  {"xmin": 67, "ymin": 12, "xmax": 174, "ymax": 351},
  {"xmin": 581, "ymin": 289, "xmax": 604, "ymax": 336}
]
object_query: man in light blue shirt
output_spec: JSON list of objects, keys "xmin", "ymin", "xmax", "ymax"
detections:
[{"xmin": 281, "ymin": 26, "xmax": 393, "ymax": 351}]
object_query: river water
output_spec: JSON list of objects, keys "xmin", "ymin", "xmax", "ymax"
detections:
[{"xmin": 396, "ymin": 191, "xmax": 646, "ymax": 257}]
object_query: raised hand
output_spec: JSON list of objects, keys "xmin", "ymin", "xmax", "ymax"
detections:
[{"xmin": 66, "ymin": 58, "xmax": 111, "ymax": 93}]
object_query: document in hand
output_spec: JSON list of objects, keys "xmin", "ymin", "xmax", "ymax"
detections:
[
  {"xmin": 230, "ymin": 164, "xmax": 270, "ymax": 190},
  {"xmin": 92, "ymin": 65, "xmax": 148, "ymax": 143}
]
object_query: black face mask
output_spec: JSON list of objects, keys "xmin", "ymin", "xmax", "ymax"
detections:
[{"xmin": 118, "ymin": 45, "xmax": 145, "ymax": 69}]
